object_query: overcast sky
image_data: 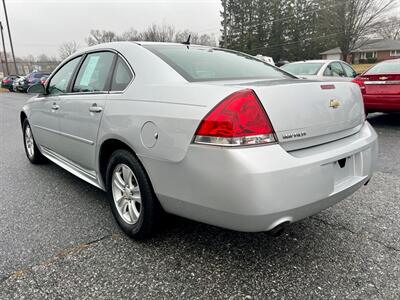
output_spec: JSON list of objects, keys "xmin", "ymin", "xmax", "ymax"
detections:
[{"xmin": 0, "ymin": 0, "xmax": 222, "ymax": 58}]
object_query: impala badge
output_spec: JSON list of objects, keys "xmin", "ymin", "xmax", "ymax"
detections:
[{"xmin": 329, "ymin": 99, "xmax": 341, "ymax": 109}]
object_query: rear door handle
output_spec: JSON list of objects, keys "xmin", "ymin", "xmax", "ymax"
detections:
[{"xmin": 89, "ymin": 104, "xmax": 103, "ymax": 113}]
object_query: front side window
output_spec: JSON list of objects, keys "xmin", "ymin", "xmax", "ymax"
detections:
[
  {"xmin": 47, "ymin": 56, "xmax": 81, "ymax": 95},
  {"xmin": 110, "ymin": 58, "xmax": 133, "ymax": 91},
  {"xmin": 341, "ymin": 63, "xmax": 357, "ymax": 78},
  {"xmin": 324, "ymin": 62, "xmax": 345, "ymax": 77},
  {"xmin": 73, "ymin": 52, "xmax": 115, "ymax": 93},
  {"xmin": 144, "ymin": 45, "xmax": 291, "ymax": 82}
]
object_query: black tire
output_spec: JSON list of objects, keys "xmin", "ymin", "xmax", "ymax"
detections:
[
  {"xmin": 106, "ymin": 149, "xmax": 163, "ymax": 240},
  {"xmin": 22, "ymin": 119, "xmax": 46, "ymax": 164}
]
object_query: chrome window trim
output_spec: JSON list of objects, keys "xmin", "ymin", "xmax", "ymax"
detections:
[
  {"xmin": 364, "ymin": 81, "xmax": 400, "ymax": 85},
  {"xmin": 45, "ymin": 48, "xmax": 135, "ymax": 97}
]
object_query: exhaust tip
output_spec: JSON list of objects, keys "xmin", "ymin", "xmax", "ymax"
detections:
[{"xmin": 268, "ymin": 221, "xmax": 291, "ymax": 237}]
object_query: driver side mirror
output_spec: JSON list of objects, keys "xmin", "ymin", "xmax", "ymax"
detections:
[{"xmin": 27, "ymin": 83, "xmax": 46, "ymax": 95}]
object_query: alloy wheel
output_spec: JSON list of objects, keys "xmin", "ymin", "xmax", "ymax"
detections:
[
  {"xmin": 111, "ymin": 163, "xmax": 142, "ymax": 225},
  {"xmin": 25, "ymin": 125, "xmax": 35, "ymax": 158}
]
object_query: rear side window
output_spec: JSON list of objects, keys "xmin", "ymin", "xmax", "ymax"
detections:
[
  {"xmin": 144, "ymin": 45, "xmax": 290, "ymax": 82},
  {"xmin": 48, "ymin": 56, "xmax": 81, "ymax": 95},
  {"xmin": 281, "ymin": 63, "xmax": 323, "ymax": 75},
  {"xmin": 73, "ymin": 52, "xmax": 115, "ymax": 92},
  {"xmin": 366, "ymin": 61, "xmax": 400, "ymax": 74},
  {"xmin": 110, "ymin": 58, "xmax": 133, "ymax": 91}
]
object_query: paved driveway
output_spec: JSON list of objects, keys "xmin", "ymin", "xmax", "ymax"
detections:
[{"xmin": 0, "ymin": 93, "xmax": 399, "ymax": 299}]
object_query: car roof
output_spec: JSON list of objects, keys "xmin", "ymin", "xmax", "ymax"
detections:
[
  {"xmin": 74, "ymin": 41, "xmax": 214, "ymax": 56},
  {"xmin": 287, "ymin": 60, "xmax": 343, "ymax": 64}
]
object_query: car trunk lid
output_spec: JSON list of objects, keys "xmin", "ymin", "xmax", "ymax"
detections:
[
  {"xmin": 361, "ymin": 74, "xmax": 400, "ymax": 95},
  {"xmin": 223, "ymin": 79, "xmax": 365, "ymax": 151}
]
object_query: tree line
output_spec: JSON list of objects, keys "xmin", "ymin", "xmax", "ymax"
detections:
[
  {"xmin": 59, "ymin": 24, "xmax": 217, "ymax": 60},
  {"xmin": 220, "ymin": 0, "xmax": 396, "ymax": 62}
]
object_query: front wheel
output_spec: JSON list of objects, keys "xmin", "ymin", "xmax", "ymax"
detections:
[
  {"xmin": 106, "ymin": 149, "xmax": 163, "ymax": 240},
  {"xmin": 22, "ymin": 119, "xmax": 46, "ymax": 164}
]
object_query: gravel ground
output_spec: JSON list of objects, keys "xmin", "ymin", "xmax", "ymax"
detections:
[{"xmin": 0, "ymin": 93, "xmax": 399, "ymax": 299}]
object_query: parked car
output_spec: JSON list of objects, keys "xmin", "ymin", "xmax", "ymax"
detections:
[
  {"xmin": 276, "ymin": 60, "xmax": 290, "ymax": 67},
  {"xmin": 40, "ymin": 75, "xmax": 49, "ymax": 85},
  {"xmin": 352, "ymin": 58, "xmax": 400, "ymax": 113},
  {"xmin": 255, "ymin": 54, "xmax": 275, "ymax": 66},
  {"xmin": 21, "ymin": 42, "xmax": 377, "ymax": 239},
  {"xmin": 18, "ymin": 71, "xmax": 50, "ymax": 92},
  {"xmin": 13, "ymin": 76, "xmax": 25, "ymax": 92},
  {"xmin": 1, "ymin": 75, "xmax": 20, "ymax": 91},
  {"xmin": 281, "ymin": 60, "xmax": 357, "ymax": 81}
]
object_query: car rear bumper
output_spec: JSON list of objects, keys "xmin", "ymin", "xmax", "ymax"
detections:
[
  {"xmin": 364, "ymin": 94, "xmax": 400, "ymax": 112},
  {"xmin": 144, "ymin": 121, "xmax": 378, "ymax": 232}
]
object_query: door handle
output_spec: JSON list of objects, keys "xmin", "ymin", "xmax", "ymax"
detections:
[
  {"xmin": 89, "ymin": 104, "xmax": 103, "ymax": 113},
  {"xmin": 51, "ymin": 103, "xmax": 60, "ymax": 110}
]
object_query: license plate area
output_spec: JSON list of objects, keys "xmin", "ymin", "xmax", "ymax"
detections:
[{"xmin": 333, "ymin": 155, "xmax": 355, "ymax": 185}]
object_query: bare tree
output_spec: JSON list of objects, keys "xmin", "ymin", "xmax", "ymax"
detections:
[
  {"xmin": 85, "ymin": 24, "xmax": 217, "ymax": 46},
  {"xmin": 141, "ymin": 23, "xmax": 176, "ymax": 42},
  {"xmin": 86, "ymin": 30, "xmax": 118, "ymax": 46},
  {"xmin": 120, "ymin": 28, "xmax": 141, "ymax": 41},
  {"xmin": 36, "ymin": 54, "xmax": 50, "ymax": 62},
  {"xmin": 322, "ymin": 0, "xmax": 394, "ymax": 62},
  {"xmin": 175, "ymin": 30, "xmax": 217, "ymax": 46},
  {"xmin": 376, "ymin": 16, "xmax": 400, "ymax": 40},
  {"xmin": 59, "ymin": 41, "xmax": 79, "ymax": 60}
]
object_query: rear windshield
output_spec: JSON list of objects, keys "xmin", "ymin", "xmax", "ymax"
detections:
[
  {"xmin": 365, "ymin": 61, "xmax": 400, "ymax": 75},
  {"xmin": 281, "ymin": 63, "xmax": 323, "ymax": 75},
  {"xmin": 144, "ymin": 45, "xmax": 291, "ymax": 82}
]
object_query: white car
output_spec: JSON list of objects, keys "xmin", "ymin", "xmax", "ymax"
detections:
[
  {"xmin": 281, "ymin": 60, "xmax": 358, "ymax": 81},
  {"xmin": 22, "ymin": 42, "xmax": 377, "ymax": 239}
]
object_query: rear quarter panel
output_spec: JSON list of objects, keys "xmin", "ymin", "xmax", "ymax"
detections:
[{"xmin": 98, "ymin": 83, "xmax": 237, "ymax": 164}]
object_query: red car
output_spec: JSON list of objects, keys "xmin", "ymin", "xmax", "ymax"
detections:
[{"xmin": 352, "ymin": 59, "xmax": 400, "ymax": 113}]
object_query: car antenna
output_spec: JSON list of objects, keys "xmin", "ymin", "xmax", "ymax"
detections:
[{"xmin": 182, "ymin": 34, "xmax": 191, "ymax": 48}]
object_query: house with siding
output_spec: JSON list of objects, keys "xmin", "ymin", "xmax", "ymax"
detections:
[{"xmin": 320, "ymin": 39, "xmax": 400, "ymax": 63}]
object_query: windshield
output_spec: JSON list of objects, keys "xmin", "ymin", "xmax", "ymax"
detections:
[
  {"xmin": 144, "ymin": 45, "xmax": 291, "ymax": 82},
  {"xmin": 365, "ymin": 61, "xmax": 400, "ymax": 75},
  {"xmin": 281, "ymin": 62, "xmax": 324, "ymax": 75}
]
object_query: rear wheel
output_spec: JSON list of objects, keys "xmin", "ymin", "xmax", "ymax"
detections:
[
  {"xmin": 106, "ymin": 149, "xmax": 163, "ymax": 240},
  {"xmin": 22, "ymin": 119, "xmax": 46, "ymax": 164}
]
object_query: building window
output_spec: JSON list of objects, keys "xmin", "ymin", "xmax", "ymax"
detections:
[
  {"xmin": 360, "ymin": 51, "xmax": 377, "ymax": 59},
  {"xmin": 390, "ymin": 50, "xmax": 400, "ymax": 56}
]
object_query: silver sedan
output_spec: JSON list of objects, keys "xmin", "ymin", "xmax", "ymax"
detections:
[{"xmin": 21, "ymin": 42, "xmax": 378, "ymax": 239}]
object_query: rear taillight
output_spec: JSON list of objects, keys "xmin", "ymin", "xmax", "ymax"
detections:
[
  {"xmin": 352, "ymin": 78, "xmax": 366, "ymax": 94},
  {"xmin": 193, "ymin": 89, "xmax": 276, "ymax": 146}
]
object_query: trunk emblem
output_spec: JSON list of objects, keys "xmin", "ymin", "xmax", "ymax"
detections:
[
  {"xmin": 329, "ymin": 99, "xmax": 341, "ymax": 109},
  {"xmin": 379, "ymin": 76, "xmax": 388, "ymax": 81}
]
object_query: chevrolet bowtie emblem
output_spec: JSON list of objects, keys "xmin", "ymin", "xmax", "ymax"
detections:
[
  {"xmin": 379, "ymin": 76, "xmax": 388, "ymax": 80},
  {"xmin": 329, "ymin": 99, "xmax": 341, "ymax": 109}
]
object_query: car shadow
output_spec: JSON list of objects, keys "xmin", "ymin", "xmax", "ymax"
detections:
[{"xmin": 367, "ymin": 112, "xmax": 400, "ymax": 128}]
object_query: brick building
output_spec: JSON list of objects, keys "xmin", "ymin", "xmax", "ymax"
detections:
[{"xmin": 320, "ymin": 39, "xmax": 400, "ymax": 64}]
